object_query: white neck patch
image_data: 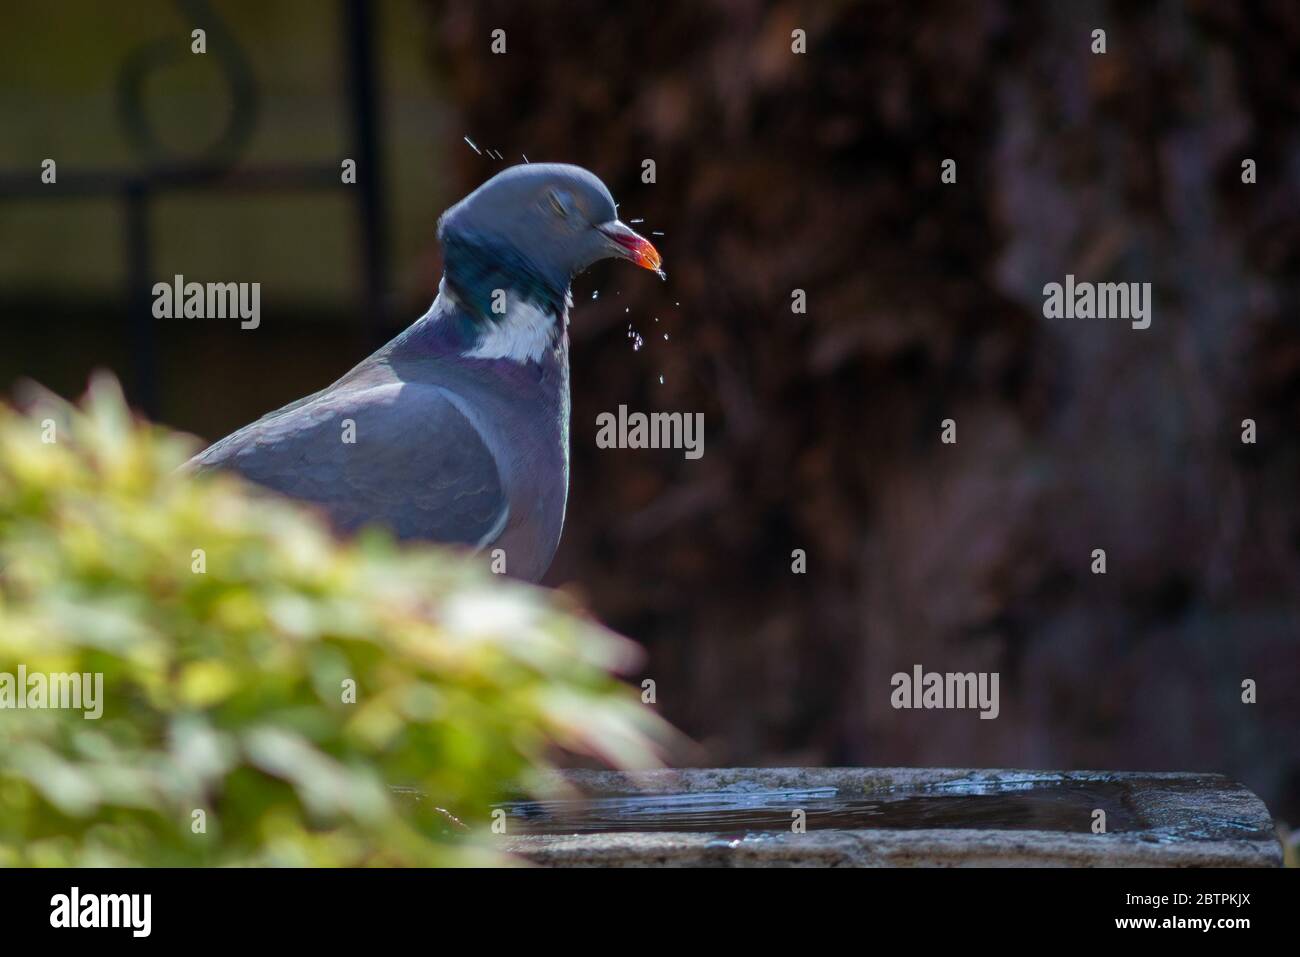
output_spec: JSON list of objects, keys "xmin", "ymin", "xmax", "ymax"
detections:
[{"xmin": 462, "ymin": 295, "xmax": 564, "ymax": 364}]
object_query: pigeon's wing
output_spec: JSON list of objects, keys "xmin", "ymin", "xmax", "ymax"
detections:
[{"xmin": 189, "ymin": 381, "xmax": 508, "ymax": 547}]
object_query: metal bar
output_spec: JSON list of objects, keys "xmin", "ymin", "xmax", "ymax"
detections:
[
  {"xmin": 0, "ymin": 166, "xmax": 345, "ymax": 199},
  {"xmin": 342, "ymin": 0, "xmax": 390, "ymax": 344},
  {"xmin": 123, "ymin": 183, "xmax": 158, "ymax": 417}
]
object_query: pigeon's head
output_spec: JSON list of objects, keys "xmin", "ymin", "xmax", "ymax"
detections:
[{"xmin": 437, "ymin": 164, "xmax": 662, "ymax": 305}]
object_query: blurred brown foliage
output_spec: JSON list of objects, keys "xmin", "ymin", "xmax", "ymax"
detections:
[{"xmin": 421, "ymin": 1, "xmax": 1300, "ymax": 819}]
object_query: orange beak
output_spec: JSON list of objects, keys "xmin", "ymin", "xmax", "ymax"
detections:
[{"xmin": 598, "ymin": 220, "xmax": 662, "ymax": 272}]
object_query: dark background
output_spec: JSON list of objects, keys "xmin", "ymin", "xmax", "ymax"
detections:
[{"xmin": 2, "ymin": 1, "xmax": 1298, "ymax": 827}]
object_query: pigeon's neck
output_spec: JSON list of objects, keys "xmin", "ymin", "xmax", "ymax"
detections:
[
  {"xmin": 398, "ymin": 232, "xmax": 568, "ymax": 365},
  {"xmin": 441, "ymin": 232, "xmax": 569, "ymax": 321},
  {"xmin": 393, "ymin": 278, "xmax": 569, "ymax": 368}
]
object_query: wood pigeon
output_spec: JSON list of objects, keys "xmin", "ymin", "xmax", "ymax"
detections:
[{"xmin": 187, "ymin": 163, "xmax": 662, "ymax": 582}]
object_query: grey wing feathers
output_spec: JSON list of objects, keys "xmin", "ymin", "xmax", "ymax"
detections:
[{"xmin": 188, "ymin": 381, "xmax": 508, "ymax": 547}]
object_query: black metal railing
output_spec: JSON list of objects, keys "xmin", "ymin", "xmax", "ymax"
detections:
[{"xmin": 0, "ymin": 0, "xmax": 390, "ymax": 417}]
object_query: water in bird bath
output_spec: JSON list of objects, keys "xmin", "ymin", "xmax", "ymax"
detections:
[
  {"xmin": 497, "ymin": 778, "xmax": 1159, "ymax": 836},
  {"xmin": 497, "ymin": 772, "xmax": 1279, "ymax": 843}
]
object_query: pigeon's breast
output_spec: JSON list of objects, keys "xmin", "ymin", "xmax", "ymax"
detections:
[{"xmin": 434, "ymin": 347, "xmax": 570, "ymax": 581}]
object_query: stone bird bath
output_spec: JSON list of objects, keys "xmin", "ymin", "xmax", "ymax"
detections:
[{"xmin": 498, "ymin": 768, "xmax": 1281, "ymax": 867}]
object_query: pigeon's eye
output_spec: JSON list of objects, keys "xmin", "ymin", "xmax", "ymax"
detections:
[{"xmin": 546, "ymin": 190, "xmax": 569, "ymax": 218}]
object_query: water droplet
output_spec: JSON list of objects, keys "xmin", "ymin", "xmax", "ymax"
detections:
[
  {"xmin": 663, "ymin": 333, "xmax": 669, "ymax": 340},
  {"xmin": 591, "ymin": 290, "xmax": 599, "ymax": 300},
  {"xmin": 659, "ymin": 375, "xmax": 664, "ymax": 385},
  {"xmin": 632, "ymin": 333, "xmax": 644, "ymax": 352},
  {"xmin": 463, "ymin": 135, "xmax": 482, "ymax": 155}
]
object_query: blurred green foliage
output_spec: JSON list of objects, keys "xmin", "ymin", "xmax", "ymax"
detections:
[{"xmin": 0, "ymin": 375, "xmax": 668, "ymax": 865}]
